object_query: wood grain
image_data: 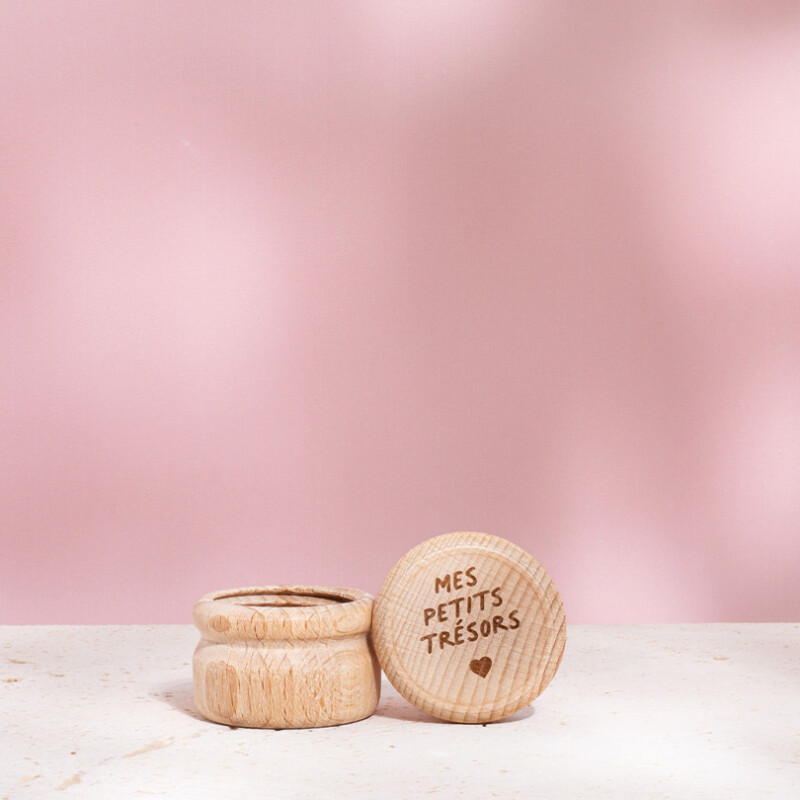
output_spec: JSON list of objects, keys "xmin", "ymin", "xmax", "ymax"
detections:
[
  {"xmin": 372, "ymin": 532, "xmax": 566, "ymax": 723},
  {"xmin": 193, "ymin": 586, "xmax": 380, "ymax": 729}
]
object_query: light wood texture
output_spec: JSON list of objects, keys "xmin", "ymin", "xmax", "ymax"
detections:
[
  {"xmin": 373, "ymin": 531, "xmax": 566, "ymax": 723},
  {"xmin": 193, "ymin": 586, "xmax": 380, "ymax": 729}
]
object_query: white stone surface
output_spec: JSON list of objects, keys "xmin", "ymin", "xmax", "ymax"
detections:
[{"xmin": 1, "ymin": 624, "xmax": 799, "ymax": 799}]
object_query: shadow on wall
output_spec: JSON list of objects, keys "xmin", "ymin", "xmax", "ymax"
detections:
[{"xmin": 1, "ymin": 1, "xmax": 799, "ymax": 623}]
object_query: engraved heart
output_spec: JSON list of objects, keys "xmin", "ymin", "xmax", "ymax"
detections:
[{"xmin": 469, "ymin": 656, "xmax": 492, "ymax": 678}]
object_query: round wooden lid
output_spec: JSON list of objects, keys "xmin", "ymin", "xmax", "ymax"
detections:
[{"xmin": 372, "ymin": 531, "xmax": 566, "ymax": 723}]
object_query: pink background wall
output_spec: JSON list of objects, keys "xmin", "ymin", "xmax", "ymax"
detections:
[{"xmin": 2, "ymin": 2, "xmax": 799, "ymax": 624}]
